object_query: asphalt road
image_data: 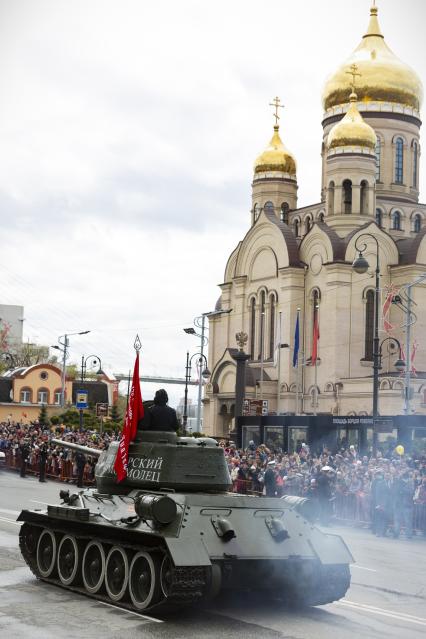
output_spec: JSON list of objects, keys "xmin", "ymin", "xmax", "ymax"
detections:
[{"xmin": 0, "ymin": 470, "xmax": 425, "ymax": 639}]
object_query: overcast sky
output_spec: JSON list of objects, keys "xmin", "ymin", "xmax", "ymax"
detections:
[{"xmin": 0, "ymin": 0, "xmax": 425, "ymax": 408}]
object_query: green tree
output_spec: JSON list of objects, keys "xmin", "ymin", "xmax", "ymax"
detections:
[
  {"xmin": 38, "ymin": 404, "xmax": 48, "ymax": 426},
  {"xmin": 110, "ymin": 403, "xmax": 122, "ymax": 426}
]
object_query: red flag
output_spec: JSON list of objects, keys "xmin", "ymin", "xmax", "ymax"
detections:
[
  {"xmin": 312, "ymin": 312, "xmax": 320, "ymax": 364},
  {"xmin": 114, "ymin": 352, "xmax": 144, "ymax": 482}
]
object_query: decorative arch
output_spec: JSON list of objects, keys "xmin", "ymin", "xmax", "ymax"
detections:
[
  {"xmin": 324, "ymin": 382, "xmax": 334, "ymax": 393},
  {"xmin": 37, "ymin": 387, "xmax": 50, "ymax": 404},
  {"xmin": 393, "ymin": 136, "xmax": 405, "ymax": 184},
  {"xmin": 294, "ymin": 217, "xmax": 300, "ymax": 237},
  {"xmin": 280, "ymin": 202, "xmax": 290, "ymax": 225},
  {"xmin": 380, "ymin": 379, "xmax": 391, "ymax": 390},
  {"xmin": 391, "ymin": 210, "xmax": 402, "ymax": 231},
  {"xmin": 304, "ymin": 215, "xmax": 313, "ymax": 234},
  {"xmin": 264, "ymin": 201, "xmax": 275, "ymax": 213},
  {"xmin": 342, "ymin": 179, "xmax": 352, "ymax": 214},
  {"xmin": 280, "ymin": 383, "xmax": 289, "ymax": 393},
  {"xmin": 360, "ymin": 180, "xmax": 369, "ymax": 214},
  {"xmin": 20, "ymin": 386, "xmax": 33, "ymax": 403},
  {"xmin": 328, "ymin": 181, "xmax": 335, "ymax": 216},
  {"xmin": 393, "ymin": 380, "xmax": 404, "ymax": 390},
  {"xmin": 412, "ymin": 212, "xmax": 422, "ymax": 233}
]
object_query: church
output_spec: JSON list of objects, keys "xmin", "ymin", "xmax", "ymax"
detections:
[{"xmin": 204, "ymin": 5, "xmax": 426, "ymax": 441}]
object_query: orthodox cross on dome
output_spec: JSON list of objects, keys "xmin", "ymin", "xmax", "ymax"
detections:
[
  {"xmin": 269, "ymin": 96, "xmax": 284, "ymax": 126},
  {"xmin": 346, "ymin": 63, "xmax": 361, "ymax": 94}
]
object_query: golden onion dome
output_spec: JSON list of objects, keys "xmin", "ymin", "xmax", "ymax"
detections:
[
  {"xmin": 254, "ymin": 125, "xmax": 296, "ymax": 175},
  {"xmin": 327, "ymin": 92, "xmax": 377, "ymax": 150},
  {"xmin": 322, "ymin": 5, "xmax": 423, "ymax": 111}
]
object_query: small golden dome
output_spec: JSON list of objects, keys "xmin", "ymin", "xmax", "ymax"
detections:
[
  {"xmin": 254, "ymin": 125, "xmax": 296, "ymax": 175},
  {"xmin": 327, "ymin": 92, "xmax": 377, "ymax": 151},
  {"xmin": 322, "ymin": 5, "xmax": 423, "ymax": 111}
]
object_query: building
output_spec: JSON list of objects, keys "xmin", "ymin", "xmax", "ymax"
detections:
[
  {"xmin": 204, "ymin": 5, "xmax": 426, "ymax": 440},
  {"xmin": 0, "ymin": 304, "xmax": 24, "ymax": 350},
  {"xmin": 0, "ymin": 363, "xmax": 118, "ymax": 423}
]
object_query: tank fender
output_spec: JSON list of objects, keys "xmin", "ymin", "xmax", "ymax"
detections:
[
  {"xmin": 309, "ymin": 532, "xmax": 354, "ymax": 565},
  {"xmin": 165, "ymin": 538, "xmax": 211, "ymax": 567}
]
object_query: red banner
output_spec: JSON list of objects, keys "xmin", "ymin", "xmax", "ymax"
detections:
[
  {"xmin": 114, "ymin": 352, "xmax": 144, "ymax": 482},
  {"xmin": 312, "ymin": 312, "xmax": 320, "ymax": 364}
]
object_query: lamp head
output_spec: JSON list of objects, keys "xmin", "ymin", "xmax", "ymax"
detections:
[
  {"xmin": 202, "ymin": 367, "xmax": 211, "ymax": 380},
  {"xmin": 352, "ymin": 252, "xmax": 369, "ymax": 274},
  {"xmin": 394, "ymin": 358, "xmax": 406, "ymax": 372},
  {"xmin": 184, "ymin": 327, "xmax": 196, "ymax": 335}
]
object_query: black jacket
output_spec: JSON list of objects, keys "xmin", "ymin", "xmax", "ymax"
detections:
[{"xmin": 148, "ymin": 404, "xmax": 179, "ymax": 432}]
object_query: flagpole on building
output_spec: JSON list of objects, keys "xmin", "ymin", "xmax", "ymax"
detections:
[
  {"xmin": 277, "ymin": 311, "xmax": 282, "ymax": 414},
  {"xmin": 294, "ymin": 308, "xmax": 300, "ymax": 415},
  {"xmin": 313, "ymin": 304, "xmax": 319, "ymax": 416}
]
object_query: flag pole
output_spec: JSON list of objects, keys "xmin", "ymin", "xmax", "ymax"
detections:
[
  {"xmin": 314, "ymin": 304, "xmax": 319, "ymax": 416},
  {"xmin": 277, "ymin": 311, "xmax": 282, "ymax": 414},
  {"xmin": 294, "ymin": 308, "xmax": 300, "ymax": 415}
]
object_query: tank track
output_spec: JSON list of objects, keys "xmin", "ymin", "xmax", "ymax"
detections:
[
  {"xmin": 19, "ymin": 521, "xmax": 208, "ymax": 614},
  {"xmin": 284, "ymin": 563, "xmax": 351, "ymax": 607}
]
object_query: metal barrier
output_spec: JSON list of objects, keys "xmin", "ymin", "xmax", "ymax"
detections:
[
  {"xmin": 3, "ymin": 449, "xmax": 95, "ymax": 486},
  {"xmin": 333, "ymin": 489, "xmax": 426, "ymax": 535}
]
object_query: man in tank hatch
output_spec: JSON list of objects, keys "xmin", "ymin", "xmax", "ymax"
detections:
[{"xmin": 138, "ymin": 389, "xmax": 179, "ymax": 433}]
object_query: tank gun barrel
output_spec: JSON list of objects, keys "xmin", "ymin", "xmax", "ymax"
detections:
[{"xmin": 51, "ymin": 438, "xmax": 102, "ymax": 458}]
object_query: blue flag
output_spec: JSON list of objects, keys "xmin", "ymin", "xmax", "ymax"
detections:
[{"xmin": 293, "ymin": 311, "xmax": 300, "ymax": 368}]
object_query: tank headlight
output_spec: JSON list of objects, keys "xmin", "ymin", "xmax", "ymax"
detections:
[{"xmin": 135, "ymin": 495, "xmax": 177, "ymax": 525}]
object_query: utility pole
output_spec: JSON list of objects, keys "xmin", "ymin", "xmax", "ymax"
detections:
[
  {"xmin": 196, "ymin": 315, "xmax": 206, "ymax": 432},
  {"xmin": 60, "ymin": 335, "xmax": 69, "ymax": 408}
]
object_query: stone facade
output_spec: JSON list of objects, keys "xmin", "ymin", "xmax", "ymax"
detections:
[{"xmin": 204, "ymin": 6, "xmax": 426, "ymax": 438}]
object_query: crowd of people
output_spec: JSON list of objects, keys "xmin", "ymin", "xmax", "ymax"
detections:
[
  {"xmin": 1, "ymin": 419, "xmax": 425, "ymax": 537},
  {"xmin": 220, "ymin": 439, "xmax": 426, "ymax": 538},
  {"xmin": 0, "ymin": 420, "xmax": 119, "ymax": 487}
]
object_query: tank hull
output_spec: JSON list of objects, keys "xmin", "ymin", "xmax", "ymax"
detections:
[{"xmin": 18, "ymin": 489, "xmax": 352, "ymax": 612}]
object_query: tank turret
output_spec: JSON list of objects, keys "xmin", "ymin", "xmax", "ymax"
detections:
[{"xmin": 52, "ymin": 431, "xmax": 232, "ymax": 494}]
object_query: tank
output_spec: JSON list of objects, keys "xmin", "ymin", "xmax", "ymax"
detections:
[{"xmin": 18, "ymin": 431, "xmax": 353, "ymax": 612}]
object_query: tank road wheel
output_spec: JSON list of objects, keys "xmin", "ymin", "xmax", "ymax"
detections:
[
  {"xmin": 105, "ymin": 546, "xmax": 129, "ymax": 602},
  {"xmin": 57, "ymin": 535, "xmax": 81, "ymax": 586},
  {"xmin": 159, "ymin": 555, "xmax": 174, "ymax": 598},
  {"xmin": 129, "ymin": 551, "xmax": 160, "ymax": 610},
  {"xmin": 82, "ymin": 541, "xmax": 106, "ymax": 594},
  {"xmin": 36, "ymin": 529, "xmax": 57, "ymax": 578}
]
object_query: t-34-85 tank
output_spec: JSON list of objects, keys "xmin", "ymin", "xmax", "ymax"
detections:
[{"xmin": 18, "ymin": 431, "xmax": 353, "ymax": 612}]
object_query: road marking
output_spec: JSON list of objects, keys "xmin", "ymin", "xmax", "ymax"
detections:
[
  {"xmin": 351, "ymin": 564, "xmax": 377, "ymax": 572},
  {"xmin": 0, "ymin": 515, "xmax": 21, "ymax": 526},
  {"xmin": 336, "ymin": 600, "xmax": 426, "ymax": 626},
  {"xmin": 96, "ymin": 600, "xmax": 163, "ymax": 623}
]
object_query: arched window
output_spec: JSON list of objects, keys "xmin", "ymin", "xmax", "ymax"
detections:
[
  {"xmin": 395, "ymin": 137, "xmax": 404, "ymax": 184},
  {"xmin": 280, "ymin": 202, "xmax": 289, "ymax": 224},
  {"xmin": 375, "ymin": 137, "xmax": 382, "ymax": 181},
  {"xmin": 392, "ymin": 210, "xmax": 401, "ymax": 231},
  {"xmin": 328, "ymin": 181, "xmax": 335, "ymax": 216},
  {"xmin": 20, "ymin": 387, "xmax": 32, "ymax": 403},
  {"xmin": 264, "ymin": 201, "xmax": 274, "ymax": 214},
  {"xmin": 360, "ymin": 180, "xmax": 368, "ymax": 214},
  {"xmin": 269, "ymin": 295, "xmax": 276, "ymax": 359},
  {"xmin": 343, "ymin": 179, "xmax": 352, "ymax": 214},
  {"xmin": 37, "ymin": 388, "xmax": 49, "ymax": 404},
  {"xmin": 414, "ymin": 214, "xmax": 421, "ymax": 233},
  {"xmin": 412, "ymin": 141, "xmax": 418, "ymax": 188},
  {"xmin": 294, "ymin": 219, "xmax": 299, "ymax": 237},
  {"xmin": 253, "ymin": 203, "xmax": 259, "ymax": 222},
  {"xmin": 259, "ymin": 291, "xmax": 266, "ymax": 360},
  {"xmin": 250, "ymin": 298, "xmax": 256, "ymax": 360},
  {"xmin": 305, "ymin": 217, "xmax": 312, "ymax": 233},
  {"xmin": 318, "ymin": 212, "xmax": 325, "ymax": 223},
  {"xmin": 365, "ymin": 290, "xmax": 375, "ymax": 360},
  {"xmin": 375, "ymin": 208, "xmax": 382, "ymax": 228}
]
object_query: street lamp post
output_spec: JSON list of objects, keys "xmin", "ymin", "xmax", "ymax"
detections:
[
  {"xmin": 182, "ymin": 351, "xmax": 210, "ymax": 434},
  {"xmin": 352, "ymin": 234, "xmax": 380, "ymax": 454},
  {"xmin": 79, "ymin": 354, "xmax": 103, "ymax": 431},
  {"xmin": 51, "ymin": 331, "xmax": 90, "ymax": 408}
]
